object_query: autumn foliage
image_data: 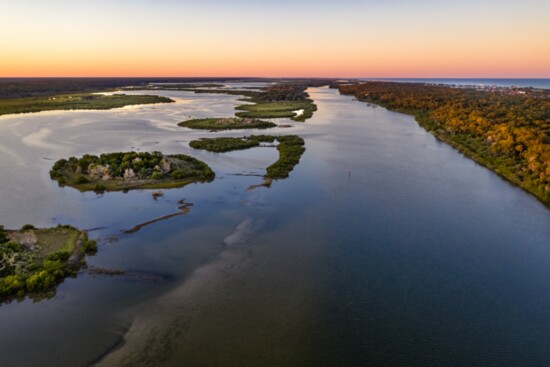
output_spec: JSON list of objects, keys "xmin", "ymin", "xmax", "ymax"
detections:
[{"xmin": 339, "ymin": 82, "xmax": 550, "ymax": 205}]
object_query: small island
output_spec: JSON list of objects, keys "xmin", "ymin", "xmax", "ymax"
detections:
[
  {"xmin": 50, "ymin": 151, "xmax": 215, "ymax": 192},
  {"xmin": 178, "ymin": 117, "xmax": 277, "ymax": 131},
  {"xmin": 167, "ymin": 82, "xmax": 321, "ymax": 122},
  {"xmin": 235, "ymin": 99, "xmax": 316, "ymax": 122},
  {"xmin": 0, "ymin": 93, "xmax": 174, "ymax": 117},
  {"xmin": 190, "ymin": 135, "xmax": 305, "ymax": 179},
  {"xmin": 235, "ymin": 82, "xmax": 319, "ymax": 122},
  {"xmin": 0, "ymin": 224, "xmax": 97, "ymax": 303}
]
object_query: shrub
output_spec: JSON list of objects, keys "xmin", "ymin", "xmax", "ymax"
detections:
[
  {"xmin": 21, "ymin": 224, "xmax": 35, "ymax": 231},
  {"xmin": 150, "ymin": 172, "xmax": 163, "ymax": 180},
  {"xmin": 93, "ymin": 183, "xmax": 106, "ymax": 193},
  {"xmin": 0, "ymin": 275, "xmax": 25, "ymax": 296},
  {"xmin": 75, "ymin": 175, "xmax": 89, "ymax": 184},
  {"xmin": 0, "ymin": 226, "xmax": 7, "ymax": 244},
  {"xmin": 1, "ymin": 241, "xmax": 23, "ymax": 253},
  {"xmin": 26, "ymin": 270, "xmax": 56, "ymax": 292},
  {"xmin": 171, "ymin": 170, "xmax": 186, "ymax": 180},
  {"xmin": 45, "ymin": 251, "xmax": 70, "ymax": 262},
  {"xmin": 82, "ymin": 240, "xmax": 97, "ymax": 255}
]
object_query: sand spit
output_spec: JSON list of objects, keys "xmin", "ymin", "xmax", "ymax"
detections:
[{"xmin": 222, "ymin": 217, "xmax": 265, "ymax": 246}]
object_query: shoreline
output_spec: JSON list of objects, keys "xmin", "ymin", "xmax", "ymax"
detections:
[
  {"xmin": 0, "ymin": 226, "xmax": 97, "ymax": 303},
  {"xmin": 0, "ymin": 93, "xmax": 174, "ymax": 118},
  {"xmin": 50, "ymin": 152, "xmax": 216, "ymax": 193},
  {"xmin": 61, "ymin": 177, "xmax": 206, "ymax": 193},
  {"xmin": 390, "ymin": 107, "xmax": 550, "ymax": 209},
  {"xmin": 339, "ymin": 82, "xmax": 550, "ymax": 208}
]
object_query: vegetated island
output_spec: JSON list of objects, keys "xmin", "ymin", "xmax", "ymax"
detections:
[
  {"xmin": 338, "ymin": 82, "xmax": 550, "ymax": 206},
  {"xmin": 190, "ymin": 135, "xmax": 306, "ymax": 184},
  {"xmin": 50, "ymin": 151, "xmax": 215, "ymax": 193},
  {"xmin": 235, "ymin": 83, "xmax": 318, "ymax": 122},
  {"xmin": 139, "ymin": 80, "xmax": 328, "ymax": 122},
  {"xmin": 0, "ymin": 93, "xmax": 174, "ymax": 117},
  {"xmin": 0, "ymin": 224, "xmax": 97, "ymax": 303},
  {"xmin": 178, "ymin": 117, "xmax": 277, "ymax": 131}
]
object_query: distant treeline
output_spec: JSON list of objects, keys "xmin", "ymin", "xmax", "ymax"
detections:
[
  {"xmin": 0, "ymin": 78, "xmax": 333, "ymax": 100},
  {"xmin": 338, "ymin": 82, "xmax": 550, "ymax": 205},
  {"xmin": 256, "ymin": 80, "xmax": 329, "ymax": 102}
]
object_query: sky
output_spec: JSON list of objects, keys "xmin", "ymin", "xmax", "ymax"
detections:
[{"xmin": 0, "ymin": 0, "xmax": 548, "ymax": 78}]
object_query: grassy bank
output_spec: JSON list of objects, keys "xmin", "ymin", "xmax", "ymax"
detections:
[
  {"xmin": 189, "ymin": 135, "xmax": 305, "ymax": 179},
  {"xmin": 0, "ymin": 93, "xmax": 174, "ymax": 117},
  {"xmin": 178, "ymin": 117, "xmax": 277, "ymax": 131},
  {"xmin": 50, "ymin": 151, "xmax": 215, "ymax": 193},
  {"xmin": 235, "ymin": 99, "xmax": 316, "ymax": 122},
  {"xmin": 338, "ymin": 82, "xmax": 550, "ymax": 206},
  {"xmin": 234, "ymin": 83, "xmax": 318, "ymax": 122},
  {"xmin": 0, "ymin": 224, "xmax": 97, "ymax": 303}
]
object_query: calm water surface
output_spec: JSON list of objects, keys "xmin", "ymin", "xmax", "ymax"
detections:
[{"xmin": 0, "ymin": 86, "xmax": 549, "ymax": 366}]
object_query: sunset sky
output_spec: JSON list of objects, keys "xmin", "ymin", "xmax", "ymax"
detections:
[{"xmin": 1, "ymin": 0, "xmax": 548, "ymax": 78}]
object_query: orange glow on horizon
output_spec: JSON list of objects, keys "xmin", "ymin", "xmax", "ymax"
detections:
[{"xmin": 1, "ymin": 1, "xmax": 548, "ymax": 78}]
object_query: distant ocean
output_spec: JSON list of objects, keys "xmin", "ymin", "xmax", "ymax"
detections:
[{"xmin": 360, "ymin": 78, "xmax": 550, "ymax": 89}]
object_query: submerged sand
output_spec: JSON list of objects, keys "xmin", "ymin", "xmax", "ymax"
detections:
[{"xmin": 95, "ymin": 218, "xmax": 321, "ymax": 367}]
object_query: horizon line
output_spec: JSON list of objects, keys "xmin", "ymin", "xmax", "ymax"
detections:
[{"xmin": 0, "ymin": 76, "xmax": 549, "ymax": 80}]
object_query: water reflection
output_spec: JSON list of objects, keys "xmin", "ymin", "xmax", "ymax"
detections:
[{"xmin": 0, "ymin": 86, "xmax": 549, "ymax": 367}]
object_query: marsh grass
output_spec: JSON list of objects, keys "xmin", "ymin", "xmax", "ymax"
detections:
[
  {"xmin": 235, "ymin": 99, "xmax": 317, "ymax": 122},
  {"xmin": 0, "ymin": 93, "xmax": 173, "ymax": 116},
  {"xmin": 178, "ymin": 117, "xmax": 277, "ymax": 131},
  {"xmin": 190, "ymin": 135, "xmax": 305, "ymax": 179}
]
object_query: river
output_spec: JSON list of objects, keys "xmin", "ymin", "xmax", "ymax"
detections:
[{"xmin": 0, "ymin": 86, "xmax": 549, "ymax": 366}]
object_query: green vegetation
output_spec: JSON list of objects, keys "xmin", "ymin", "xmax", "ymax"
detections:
[
  {"xmin": 0, "ymin": 78, "xmax": 139, "ymax": 99},
  {"xmin": 123, "ymin": 84, "xmax": 260, "ymax": 99},
  {"xmin": 50, "ymin": 151, "xmax": 215, "ymax": 192},
  {"xmin": 0, "ymin": 77, "xmax": 262, "ymax": 99},
  {"xmin": 235, "ymin": 83, "xmax": 318, "ymax": 122},
  {"xmin": 189, "ymin": 136, "xmax": 266, "ymax": 152},
  {"xmin": 178, "ymin": 117, "xmax": 277, "ymax": 131},
  {"xmin": 339, "ymin": 82, "xmax": 550, "ymax": 206},
  {"xmin": 190, "ymin": 135, "xmax": 306, "ymax": 179},
  {"xmin": 170, "ymin": 81, "xmax": 322, "ymax": 122},
  {"xmin": 266, "ymin": 135, "xmax": 306, "ymax": 178},
  {"xmin": 0, "ymin": 93, "xmax": 174, "ymax": 117},
  {"xmin": 0, "ymin": 224, "xmax": 96, "ymax": 303},
  {"xmin": 235, "ymin": 100, "xmax": 316, "ymax": 122}
]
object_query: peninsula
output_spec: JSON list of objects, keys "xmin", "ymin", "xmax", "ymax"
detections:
[
  {"xmin": 189, "ymin": 135, "xmax": 306, "ymax": 180},
  {"xmin": 0, "ymin": 224, "xmax": 97, "ymax": 303}
]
